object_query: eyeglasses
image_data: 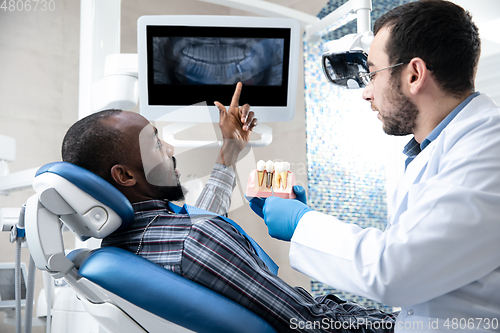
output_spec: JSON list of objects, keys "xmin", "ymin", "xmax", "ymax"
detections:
[{"xmin": 359, "ymin": 61, "xmax": 409, "ymax": 86}]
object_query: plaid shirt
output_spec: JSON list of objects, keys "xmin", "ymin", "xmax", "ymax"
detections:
[{"xmin": 102, "ymin": 164, "xmax": 397, "ymax": 332}]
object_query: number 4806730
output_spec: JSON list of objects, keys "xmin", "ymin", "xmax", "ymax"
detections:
[{"xmin": 1, "ymin": 0, "xmax": 56, "ymax": 11}]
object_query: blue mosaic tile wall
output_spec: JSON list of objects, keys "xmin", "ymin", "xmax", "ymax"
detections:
[{"xmin": 305, "ymin": 0, "xmax": 415, "ymax": 312}]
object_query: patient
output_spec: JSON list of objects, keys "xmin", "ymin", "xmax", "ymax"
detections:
[{"xmin": 61, "ymin": 84, "xmax": 396, "ymax": 332}]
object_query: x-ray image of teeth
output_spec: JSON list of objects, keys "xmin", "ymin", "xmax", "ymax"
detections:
[{"xmin": 153, "ymin": 37, "xmax": 284, "ymax": 86}]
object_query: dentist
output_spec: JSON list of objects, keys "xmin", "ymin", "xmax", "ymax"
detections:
[{"xmin": 250, "ymin": 0, "xmax": 500, "ymax": 330}]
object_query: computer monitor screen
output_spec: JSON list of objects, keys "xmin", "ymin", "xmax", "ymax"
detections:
[
  {"xmin": 138, "ymin": 16, "xmax": 300, "ymax": 122},
  {"xmin": 0, "ymin": 263, "xmax": 27, "ymax": 310}
]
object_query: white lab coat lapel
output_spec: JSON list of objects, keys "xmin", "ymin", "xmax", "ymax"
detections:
[{"xmin": 389, "ymin": 142, "xmax": 435, "ymax": 227}]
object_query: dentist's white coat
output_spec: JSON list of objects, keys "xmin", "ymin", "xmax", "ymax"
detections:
[{"xmin": 290, "ymin": 93, "xmax": 500, "ymax": 332}]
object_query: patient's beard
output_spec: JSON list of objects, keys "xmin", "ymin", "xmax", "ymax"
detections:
[
  {"xmin": 156, "ymin": 182, "xmax": 187, "ymax": 202},
  {"xmin": 146, "ymin": 163, "xmax": 187, "ymax": 202}
]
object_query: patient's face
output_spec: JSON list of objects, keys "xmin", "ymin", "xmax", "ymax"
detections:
[
  {"xmin": 114, "ymin": 111, "xmax": 186, "ymax": 202},
  {"xmin": 138, "ymin": 122, "xmax": 186, "ymax": 201}
]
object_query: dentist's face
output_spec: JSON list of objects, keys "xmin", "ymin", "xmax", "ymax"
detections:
[{"xmin": 362, "ymin": 27, "xmax": 419, "ymax": 136}]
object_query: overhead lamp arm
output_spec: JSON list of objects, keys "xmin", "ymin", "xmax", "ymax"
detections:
[
  {"xmin": 194, "ymin": 0, "xmax": 371, "ymax": 42},
  {"xmin": 304, "ymin": 0, "xmax": 372, "ymax": 42}
]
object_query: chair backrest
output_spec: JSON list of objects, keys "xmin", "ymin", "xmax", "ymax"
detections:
[
  {"xmin": 25, "ymin": 162, "xmax": 277, "ymax": 333},
  {"xmin": 34, "ymin": 162, "xmax": 135, "ymax": 240}
]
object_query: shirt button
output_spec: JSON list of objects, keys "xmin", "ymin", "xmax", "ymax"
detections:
[{"xmin": 408, "ymin": 310, "xmax": 414, "ymax": 315}]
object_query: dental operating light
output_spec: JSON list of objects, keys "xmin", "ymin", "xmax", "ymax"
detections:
[
  {"xmin": 321, "ymin": 31, "xmax": 373, "ymax": 89},
  {"xmin": 315, "ymin": 0, "xmax": 373, "ymax": 89}
]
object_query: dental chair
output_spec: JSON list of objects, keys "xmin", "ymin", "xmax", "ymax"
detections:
[{"xmin": 24, "ymin": 162, "xmax": 277, "ymax": 333}]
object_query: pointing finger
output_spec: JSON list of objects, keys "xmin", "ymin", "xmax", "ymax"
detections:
[{"xmin": 229, "ymin": 82, "xmax": 243, "ymax": 115}]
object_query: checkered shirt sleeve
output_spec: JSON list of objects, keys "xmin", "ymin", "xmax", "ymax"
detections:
[{"xmin": 194, "ymin": 163, "xmax": 236, "ymax": 215}]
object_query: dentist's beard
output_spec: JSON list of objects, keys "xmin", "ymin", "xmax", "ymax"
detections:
[{"xmin": 381, "ymin": 76, "xmax": 419, "ymax": 136}]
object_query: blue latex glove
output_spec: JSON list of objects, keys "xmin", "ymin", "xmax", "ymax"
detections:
[
  {"xmin": 291, "ymin": 185, "xmax": 307, "ymax": 205},
  {"xmin": 248, "ymin": 185, "xmax": 307, "ymax": 219},
  {"xmin": 263, "ymin": 196, "xmax": 311, "ymax": 241}
]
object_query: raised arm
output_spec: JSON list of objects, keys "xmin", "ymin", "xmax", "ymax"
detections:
[{"xmin": 195, "ymin": 83, "xmax": 257, "ymax": 215}]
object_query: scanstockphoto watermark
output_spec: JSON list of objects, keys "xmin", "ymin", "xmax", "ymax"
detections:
[
  {"xmin": 290, "ymin": 317, "xmax": 395, "ymax": 331},
  {"xmin": 146, "ymin": 101, "xmax": 308, "ymax": 214}
]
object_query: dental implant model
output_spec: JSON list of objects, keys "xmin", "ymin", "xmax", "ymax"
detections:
[
  {"xmin": 257, "ymin": 159, "xmax": 266, "ymax": 187},
  {"xmin": 246, "ymin": 160, "xmax": 296, "ymax": 199},
  {"xmin": 265, "ymin": 160, "xmax": 274, "ymax": 188}
]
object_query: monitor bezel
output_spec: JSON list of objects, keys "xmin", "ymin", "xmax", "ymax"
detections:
[{"xmin": 137, "ymin": 15, "xmax": 300, "ymax": 123}]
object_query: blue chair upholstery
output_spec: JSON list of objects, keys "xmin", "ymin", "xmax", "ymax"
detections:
[
  {"xmin": 38, "ymin": 162, "xmax": 277, "ymax": 333},
  {"xmin": 70, "ymin": 247, "xmax": 276, "ymax": 333}
]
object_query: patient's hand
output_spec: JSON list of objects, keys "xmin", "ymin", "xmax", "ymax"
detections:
[{"xmin": 214, "ymin": 82, "xmax": 258, "ymax": 167}]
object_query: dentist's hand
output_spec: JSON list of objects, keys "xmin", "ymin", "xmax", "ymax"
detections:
[
  {"xmin": 248, "ymin": 185, "xmax": 307, "ymax": 219},
  {"xmin": 262, "ymin": 196, "xmax": 312, "ymax": 241},
  {"xmin": 248, "ymin": 185, "xmax": 310, "ymax": 241},
  {"xmin": 291, "ymin": 185, "xmax": 307, "ymax": 205}
]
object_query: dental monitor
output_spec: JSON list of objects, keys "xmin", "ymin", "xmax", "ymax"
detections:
[{"xmin": 138, "ymin": 15, "xmax": 300, "ymax": 122}]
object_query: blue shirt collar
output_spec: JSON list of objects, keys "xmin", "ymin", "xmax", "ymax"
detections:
[{"xmin": 404, "ymin": 91, "xmax": 480, "ymax": 160}]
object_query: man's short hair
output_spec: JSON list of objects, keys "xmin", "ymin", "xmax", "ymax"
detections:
[
  {"xmin": 374, "ymin": 0, "xmax": 480, "ymax": 95},
  {"xmin": 62, "ymin": 109, "xmax": 126, "ymax": 183}
]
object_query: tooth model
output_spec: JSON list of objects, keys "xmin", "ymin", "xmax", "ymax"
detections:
[
  {"xmin": 274, "ymin": 162, "xmax": 283, "ymax": 189},
  {"xmin": 283, "ymin": 162, "xmax": 291, "ymax": 189},
  {"xmin": 265, "ymin": 160, "xmax": 274, "ymax": 188},
  {"xmin": 246, "ymin": 160, "xmax": 296, "ymax": 199},
  {"xmin": 257, "ymin": 160, "xmax": 266, "ymax": 186},
  {"xmin": 275, "ymin": 162, "xmax": 290, "ymax": 189}
]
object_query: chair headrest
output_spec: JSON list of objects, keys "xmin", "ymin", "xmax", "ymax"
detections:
[{"xmin": 36, "ymin": 162, "xmax": 135, "ymax": 235}]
